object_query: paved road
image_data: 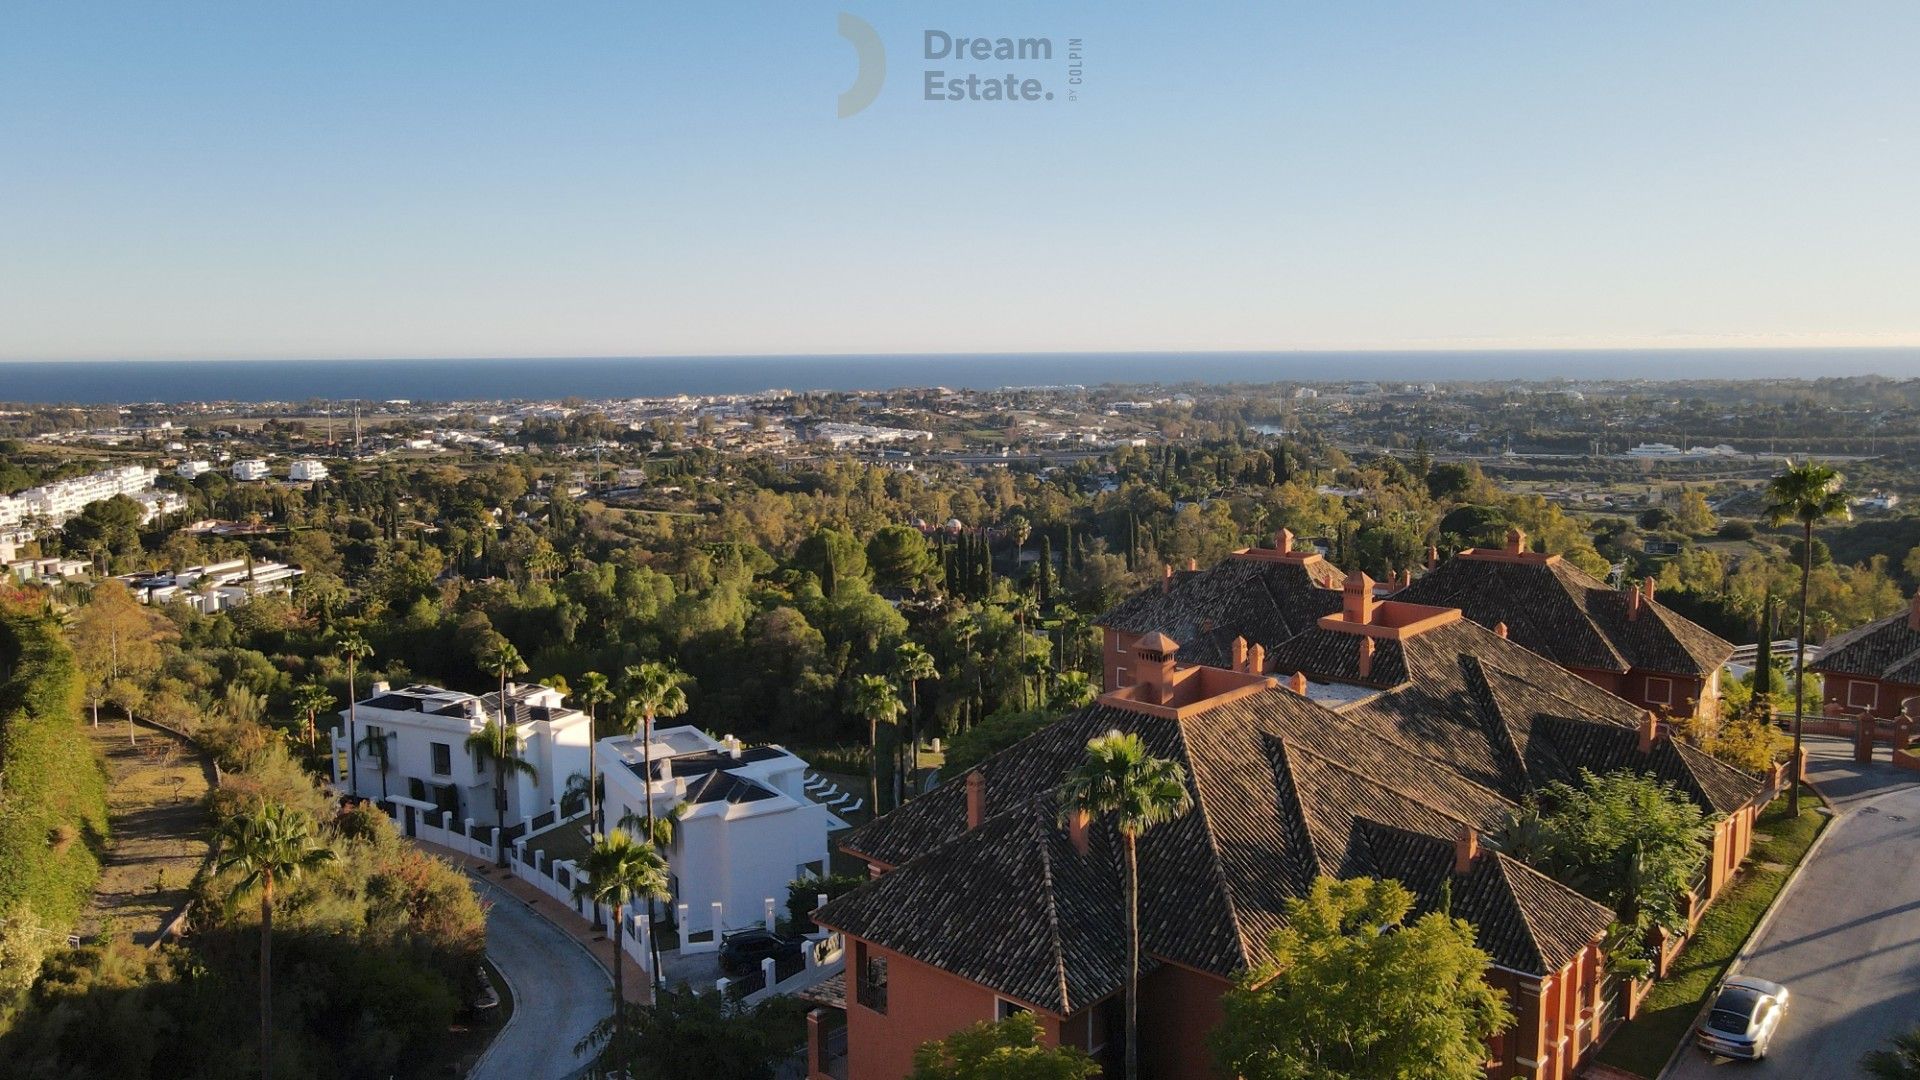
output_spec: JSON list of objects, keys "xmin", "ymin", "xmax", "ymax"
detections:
[
  {"xmin": 1667, "ymin": 739, "xmax": 1920, "ymax": 1079},
  {"xmin": 469, "ymin": 873, "xmax": 611, "ymax": 1080}
]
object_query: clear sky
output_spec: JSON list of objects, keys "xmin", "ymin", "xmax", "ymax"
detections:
[{"xmin": 1, "ymin": 1, "xmax": 1915, "ymax": 361}]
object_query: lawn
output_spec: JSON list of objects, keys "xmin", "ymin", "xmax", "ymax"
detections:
[
  {"xmin": 1592, "ymin": 786, "xmax": 1828, "ymax": 1077},
  {"xmin": 78, "ymin": 719, "xmax": 215, "ymax": 943}
]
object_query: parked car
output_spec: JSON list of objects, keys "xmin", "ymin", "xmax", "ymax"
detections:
[
  {"xmin": 1695, "ymin": 975, "xmax": 1790, "ymax": 1060},
  {"xmin": 720, "ymin": 928, "xmax": 801, "ymax": 974}
]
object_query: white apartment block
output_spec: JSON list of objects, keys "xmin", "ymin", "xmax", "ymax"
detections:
[
  {"xmin": 0, "ymin": 465, "xmax": 160, "ymax": 529},
  {"xmin": 121, "ymin": 557, "xmax": 304, "ymax": 613},
  {"xmin": 288, "ymin": 459, "xmax": 329, "ymax": 482},
  {"xmin": 176, "ymin": 460, "xmax": 212, "ymax": 479},
  {"xmin": 596, "ymin": 727, "xmax": 844, "ymax": 935},
  {"xmin": 332, "ymin": 682, "xmax": 590, "ymax": 832},
  {"xmin": 231, "ymin": 459, "xmax": 271, "ymax": 481}
]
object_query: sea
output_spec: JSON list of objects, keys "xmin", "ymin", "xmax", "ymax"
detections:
[{"xmin": 1, "ymin": 349, "xmax": 1917, "ymax": 405}]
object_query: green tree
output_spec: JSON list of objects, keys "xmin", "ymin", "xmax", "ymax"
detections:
[
  {"xmin": 1675, "ymin": 489, "xmax": 1718, "ymax": 535},
  {"xmin": 289, "ymin": 678, "xmax": 336, "ymax": 751},
  {"xmin": 619, "ymin": 661, "xmax": 692, "ymax": 835},
  {"xmin": 573, "ymin": 829, "xmax": 670, "ymax": 1057},
  {"xmin": 479, "ymin": 636, "xmax": 527, "ymax": 716},
  {"xmin": 1210, "ymin": 876, "xmax": 1514, "ymax": 1080},
  {"xmin": 869, "ymin": 524, "xmax": 939, "ymax": 594},
  {"xmin": 851, "ymin": 673, "xmax": 906, "ymax": 812},
  {"xmin": 1864, "ymin": 1027, "xmax": 1920, "ymax": 1080},
  {"xmin": 576, "ymin": 986, "xmax": 806, "ymax": 1080},
  {"xmin": 909, "ymin": 1013, "xmax": 1102, "ymax": 1080},
  {"xmin": 336, "ymin": 632, "xmax": 374, "ymax": 794},
  {"xmin": 891, "ymin": 642, "xmax": 939, "ymax": 801},
  {"xmin": 214, "ymin": 802, "xmax": 335, "ymax": 1080},
  {"xmin": 1764, "ymin": 460, "xmax": 1849, "ymax": 816},
  {"xmin": 1058, "ymin": 730, "xmax": 1193, "ymax": 1080},
  {"xmin": 464, "ymin": 718, "xmax": 538, "ymax": 868},
  {"xmin": 576, "ymin": 670, "xmax": 614, "ymax": 835},
  {"xmin": 1529, "ymin": 769, "xmax": 1708, "ymax": 940}
]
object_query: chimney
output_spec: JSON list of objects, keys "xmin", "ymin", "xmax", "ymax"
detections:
[
  {"xmin": 1494, "ymin": 621, "xmax": 1508, "ymax": 639},
  {"xmin": 1357, "ymin": 637, "xmax": 1375, "ymax": 679},
  {"xmin": 1343, "ymin": 571, "xmax": 1378, "ymax": 624},
  {"xmin": 1134, "ymin": 634, "xmax": 1180, "ymax": 705},
  {"xmin": 1162, "ymin": 564, "xmax": 1173, "ymax": 593},
  {"xmin": 1506, "ymin": 527, "xmax": 1527, "ymax": 555},
  {"xmin": 1289, "ymin": 671, "xmax": 1309, "ymax": 696},
  {"xmin": 1186, "ymin": 557, "xmax": 1198, "ymax": 572},
  {"xmin": 1628, "ymin": 583, "xmax": 1643, "ymax": 622},
  {"xmin": 1454, "ymin": 823, "xmax": 1481, "ymax": 875},
  {"xmin": 1399, "ymin": 568, "xmax": 1413, "ymax": 590},
  {"xmin": 1278, "ymin": 528, "xmax": 1295, "ymax": 554},
  {"xmin": 1248, "ymin": 643, "xmax": 1266, "ymax": 674},
  {"xmin": 1909, "ymin": 590, "xmax": 1920, "ymax": 632},
  {"xmin": 1067, "ymin": 809, "xmax": 1091, "ymax": 856},
  {"xmin": 1637, "ymin": 713, "xmax": 1659, "ymax": 754},
  {"xmin": 1426, "ymin": 544, "xmax": 1439, "ymax": 569},
  {"xmin": 371, "ymin": 680, "xmax": 390, "ymax": 694},
  {"xmin": 1231, "ymin": 636, "xmax": 1249, "ymax": 672},
  {"xmin": 1643, "ymin": 578, "xmax": 1656, "ymax": 606},
  {"xmin": 966, "ymin": 771, "xmax": 986, "ymax": 830}
]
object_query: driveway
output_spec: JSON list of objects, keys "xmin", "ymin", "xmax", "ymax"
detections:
[
  {"xmin": 469, "ymin": 873, "xmax": 612, "ymax": 1080},
  {"xmin": 1666, "ymin": 736, "xmax": 1920, "ymax": 1079}
]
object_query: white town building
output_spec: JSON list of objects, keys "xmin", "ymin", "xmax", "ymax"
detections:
[
  {"xmin": 288, "ymin": 459, "xmax": 329, "ymax": 482},
  {"xmin": 231, "ymin": 459, "xmax": 271, "ymax": 481},
  {"xmin": 0, "ymin": 464, "xmax": 160, "ymax": 528},
  {"xmin": 177, "ymin": 460, "xmax": 212, "ymax": 479},
  {"xmin": 595, "ymin": 727, "xmax": 844, "ymax": 936},
  {"xmin": 120, "ymin": 557, "xmax": 304, "ymax": 613},
  {"xmin": 331, "ymin": 682, "xmax": 591, "ymax": 834}
]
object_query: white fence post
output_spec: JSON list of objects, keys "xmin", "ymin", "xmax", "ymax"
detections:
[
  {"xmin": 761, "ymin": 956, "xmax": 775, "ymax": 987},
  {"xmin": 764, "ymin": 897, "xmax": 777, "ymax": 933},
  {"xmin": 711, "ymin": 901, "xmax": 723, "ymax": 937},
  {"xmin": 677, "ymin": 901, "xmax": 689, "ymax": 935}
]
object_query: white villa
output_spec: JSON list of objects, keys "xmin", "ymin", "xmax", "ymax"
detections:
[
  {"xmin": 289, "ymin": 459, "xmax": 329, "ymax": 482},
  {"xmin": 331, "ymin": 681, "xmax": 591, "ymax": 831},
  {"xmin": 596, "ymin": 727, "xmax": 845, "ymax": 936},
  {"xmin": 121, "ymin": 558, "xmax": 304, "ymax": 613}
]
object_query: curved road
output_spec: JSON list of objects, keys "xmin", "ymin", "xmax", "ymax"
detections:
[
  {"xmin": 1667, "ymin": 741, "xmax": 1920, "ymax": 1079},
  {"xmin": 469, "ymin": 874, "xmax": 610, "ymax": 1080}
]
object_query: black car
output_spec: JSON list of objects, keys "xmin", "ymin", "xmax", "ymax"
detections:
[{"xmin": 720, "ymin": 929, "xmax": 801, "ymax": 974}]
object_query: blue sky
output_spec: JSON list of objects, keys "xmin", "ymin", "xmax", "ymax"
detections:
[{"xmin": 0, "ymin": 1, "xmax": 1915, "ymax": 361}]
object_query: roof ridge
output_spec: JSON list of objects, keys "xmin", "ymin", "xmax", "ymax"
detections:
[
  {"xmin": 1459, "ymin": 654, "xmax": 1534, "ymax": 790},
  {"xmin": 1026, "ymin": 807, "xmax": 1075, "ymax": 1014},
  {"xmin": 1473, "ymin": 648, "xmax": 1641, "ymax": 729},
  {"xmin": 1176, "ymin": 713, "xmax": 1261, "ymax": 969},
  {"xmin": 1277, "ymin": 734, "xmax": 1517, "ymax": 825},
  {"xmin": 1489, "ymin": 855, "xmax": 1549, "ymax": 972}
]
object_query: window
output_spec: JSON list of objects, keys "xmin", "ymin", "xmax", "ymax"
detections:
[
  {"xmin": 1848, "ymin": 680, "xmax": 1879, "ymax": 710},
  {"xmin": 1645, "ymin": 677, "xmax": 1673, "ymax": 706},
  {"xmin": 856, "ymin": 944, "xmax": 888, "ymax": 1014},
  {"xmin": 431, "ymin": 742, "xmax": 452, "ymax": 776},
  {"xmin": 996, "ymin": 998, "xmax": 1028, "ymax": 1021},
  {"xmin": 359, "ymin": 724, "xmax": 383, "ymax": 758}
]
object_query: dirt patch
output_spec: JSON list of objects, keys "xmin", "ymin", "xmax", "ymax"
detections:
[{"xmin": 78, "ymin": 718, "xmax": 215, "ymax": 943}]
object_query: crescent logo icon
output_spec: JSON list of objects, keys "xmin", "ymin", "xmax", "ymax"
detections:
[{"xmin": 836, "ymin": 12, "xmax": 885, "ymax": 118}]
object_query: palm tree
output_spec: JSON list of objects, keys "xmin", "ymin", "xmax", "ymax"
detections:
[
  {"xmin": 356, "ymin": 727, "xmax": 395, "ymax": 799},
  {"xmin": 1864, "ymin": 1028, "xmax": 1920, "ymax": 1080},
  {"xmin": 576, "ymin": 671, "xmax": 614, "ymax": 834},
  {"xmin": 851, "ymin": 674, "xmax": 906, "ymax": 812},
  {"xmin": 1764, "ymin": 460, "xmax": 1849, "ymax": 815},
  {"xmin": 1054, "ymin": 669, "xmax": 1096, "ymax": 709},
  {"xmin": 619, "ymin": 662, "xmax": 691, "ymax": 835},
  {"xmin": 480, "ymin": 637, "xmax": 528, "ymax": 719},
  {"xmin": 891, "ymin": 643, "xmax": 938, "ymax": 801},
  {"xmin": 1021, "ymin": 651, "xmax": 1052, "ymax": 712},
  {"xmin": 289, "ymin": 678, "xmax": 335, "ymax": 752},
  {"xmin": 336, "ymin": 632, "xmax": 373, "ymax": 795},
  {"xmin": 1058, "ymin": 730, "xmax": 1193, "ymax": 1080},
  {"xmin": 573, "ymin": 829, "xmax": 670, "ymax": 1057},
  {"xmin": 465, "ymin": 719, "xmax": 539, "ymax": 868},
  {"xmin": 216, "ymin": 802, "xmax": 335, "ymax": 1080}
]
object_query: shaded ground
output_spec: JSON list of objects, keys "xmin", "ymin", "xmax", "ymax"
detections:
[
  {"xmin": 465, "ymin": 871, "xmax": 610, "ymax": 1080},
  {"xmin": 78, "ymin": 718, "xmax": 214, "ymax": 943}
]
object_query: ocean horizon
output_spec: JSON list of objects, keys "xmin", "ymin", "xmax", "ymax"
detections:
[{"xmin": 2, "ymin": 348, "xmax": 1918, "ymax": 405}]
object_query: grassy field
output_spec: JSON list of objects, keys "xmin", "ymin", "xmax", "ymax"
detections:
[
  {"xmin": 78, "ymin": 719, "xmax": 214, "ymax": 942},
  {"xmin": 1593, "ymin": 786, "xmax": 1828, "ymax": 1077}
]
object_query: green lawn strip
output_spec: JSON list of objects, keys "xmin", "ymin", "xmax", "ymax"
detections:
[{"xmin": 1593, "ymin": 787, "xmax": 1827, "ymax": 1077}]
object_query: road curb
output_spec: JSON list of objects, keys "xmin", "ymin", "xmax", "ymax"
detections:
[
  {"xmin": 1651, "ymin": 784, "xmax": 1844, "ymax": 1080},
  {"xmin": 465, "ymin": 952, "xmax": 521, "ymax": 1080},
  {"xmin": 465, "ymin": 868, "xmax": 615, "ymax": 993}
]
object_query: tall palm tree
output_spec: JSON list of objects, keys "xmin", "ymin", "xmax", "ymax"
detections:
[
  {"xmin": 465, "ymin": 718, "xmax": 539, "ymax": 868},
  {"xmin": 290, "ymin": 678, "xmax": 335, "ymax": 752},
  {"xmin": 1764, "ymin": 460, "xmax": 1849, "ymax": 815},
  {"xmin": 336, "ymin": 632, "xmax": 373, "ymax": 795},
  {"xmin": 216, "ymin": 802, "xmax": 335, "ymax": 1080},
  {"xmin": 1864, "ymin": 1029, "xmax": 1920, "ymax": 1080},
  {"xmin": 480, "ymin": 637, "xmax": 528, "ymax": 719},
  {"xmin": 356, "ymin": 727, "xmax": 395, "ymax": 799},
  {"xmin": 619, "ymin": 661, "xmax": 691, "ymax": 835},
  {"xmin": 576, "ymin": 671, "xmax": 614, "ymax": 834},
  {"xmin": 851, "ymin": 674, "xmax": 905, "ymax": 813},
  {"xmin": 573, "ymin": 828, "xmax": 670, "ymax": 1057},
  {"xmin": 891, "ymin": 643, "xmax": 938, "ymax": 801},
  {"xmin": 1058, "ymin": 730, "xmax": 1192, "ymax": 1080}
]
